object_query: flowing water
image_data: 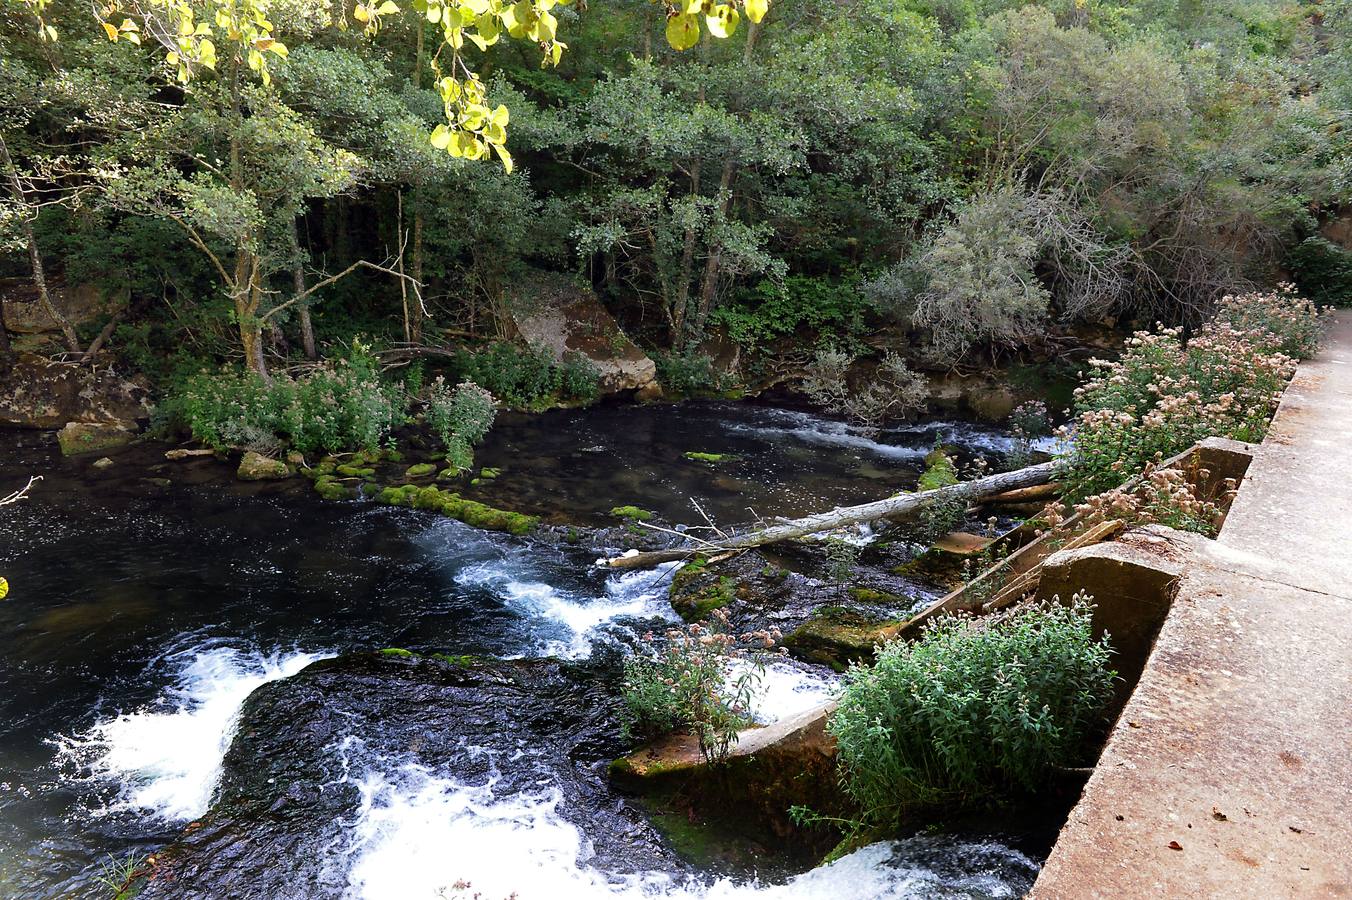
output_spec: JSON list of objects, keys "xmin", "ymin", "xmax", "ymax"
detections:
[{"xmin": 0, "ymin": 402, "xmax": 1050, "ymax": 899}]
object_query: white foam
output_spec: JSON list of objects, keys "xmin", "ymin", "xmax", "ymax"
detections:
[
  {"xmin": 455, "ymin": 561, "xmax": 680, "ymax": 659},
  {"xmin": 54, "ymin": 644, "xmax": 330, "ymax": 822},
  {"xmin": 726, "ymin": 659, "xmax": 839, "ymax": 725},
  {"xmin": 337, "ymin": 760, "xmax": 1036, "ymax": 900}
]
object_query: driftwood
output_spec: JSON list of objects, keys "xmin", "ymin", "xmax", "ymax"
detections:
[{"xmin": 601, "ymin": 461, "xmax": 1058, "ymax": 569}]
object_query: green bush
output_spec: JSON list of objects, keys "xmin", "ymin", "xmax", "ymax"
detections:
[
  {"xmin": 711, "ymin": 275, "xmax": 871, "ymax": 352},
  {"xmin": 1062, "ymin": 288, "xmax": 1319, "ymax": 501},
  {"xmin": 426, "ymin": 378, "xmax": 497, "ymax": 470},
  {"xmin": 829, "ymin": 600, "xmax": 1115, "ymax": 827},
  {"xmin": 651, "ymin": 349, "xmax": 727, "ymax": 397},
  {"xmin": 169, "ymin": 346, "xmax": 400, "ymax": 455},
  {"xmin": 621, "ymin": 610, "xmax": 781, "ymax": 763},
  {"xmin": 1287, "ymin": 237, "xmax": 1352, "ymax": 308},
  {"xmin": 448, "ymin": 342, "xmax": 599, "ymax": 409}
]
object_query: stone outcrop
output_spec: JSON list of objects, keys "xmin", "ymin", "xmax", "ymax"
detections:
[
  {"xmin": 56, "ymin": 421, "xmax": 135, "ymax": 456},
  {"xmin": 0, "ymin": 354, "xmax": 152, "ymax": 429},
  {"xmin": 0, "ymin": 278, "xmax": 123, "ymax": 335},
  {"xmin": 236, "ymin": 451, "xmax": 292, "ymax": 481},
  {"xmin": 508, "ymin": 271, "xmax": 657, "ymax": 394}
]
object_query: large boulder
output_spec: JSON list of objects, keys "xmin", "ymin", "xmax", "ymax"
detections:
[
  {"xmin": 0, "ymin": 354, "xmax": 152, "ymax": 429},
  {"xmin": 236, "ymin": 450, "xmax": 292, "ymax": 481},
  {"xmin": 0, "ymin": 279, "xmax": 123, "ymax": 335},
  {"xmin": 508, "ymin": 271, "xmax": 657, "ymax": 394},
  {"xmin": 56, "ymin": 421, "xmax": 134, "ymax": 456}
]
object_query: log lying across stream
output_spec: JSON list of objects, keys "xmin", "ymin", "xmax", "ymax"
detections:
[{"xmin": 601, "ymin": 460, "xmax": 1059, "ymax": 569}]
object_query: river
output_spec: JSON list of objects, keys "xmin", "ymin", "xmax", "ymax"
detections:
[{"xmin": 0, "ymin": 402, "xmax": 1053, "ymax": 899}]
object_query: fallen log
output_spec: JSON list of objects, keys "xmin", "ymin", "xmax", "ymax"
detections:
[{"xmin": 601, "ymin": 460, "xmax": 1059, "ymax": 569}]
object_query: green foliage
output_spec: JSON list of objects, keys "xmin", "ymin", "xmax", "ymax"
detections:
[
  {"xmin": 169, "ymin": 348, "xmax": 400, "ymax": 455},
  {"xmin": 426, "ymin": 377, "xmax": 498, "ymax": 460},
  {"xmin": 446, "ymin": 343, "xmax": 596, "ymax": 409},
  {"xmin": 621, "ymin": 610, "xmax": 780, "ymax": 764},
  {"xmin": 1288, "ymin": 238, "xmax": 1352, "ymax": 309},
  {"xmin": 610, "ymin": 505, "xmax": 654, "ymax": 521},
  {"xmin": 1062, "ymin": 288, "xmax": 1320, "ymax": 501},
  {"xmin": 711, "ymin": 275, "xmax": 871, "ymax": 353},
  {"xmin": 651, "ymin": 350, "xmax": 727, "ymax": 397},
  {"xmin": 829, "ymin": 599, "xmax": 1116, "ymax": 827}
]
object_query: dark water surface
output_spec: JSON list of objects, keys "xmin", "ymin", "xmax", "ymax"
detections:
[{"xmin": 0, "ymin": 403, "xmax": 1048, "ymax": 899}]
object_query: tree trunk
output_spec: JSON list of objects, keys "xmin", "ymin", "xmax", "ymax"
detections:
[
  {"xmin": 692, "ymin": 160, "xmax": 735, "ymax": 338},
  {"xmin": 671, "ymin": 159, "xmax": 702, "ymax": 348},
  {"xmin": 234, "ymin": 247, "xmax": 268, "ymax": 378},
  {"xmin": 0, "ymin": 298, "xmax": 13, "ymax": 371},
  {"xmin": 290, "ymin": 218, "xmax": 317, "ymax": 359},
  {"xmin": 411, "ymin": 203, "xmax": 424, "ymax": 345},
  {"xmin": 0, "ymin": 133, "xmax": 81, "ymax": 355},
  {"xmin": 602, "ymin": 461, "xmax": 1059, "ymax": 569}
]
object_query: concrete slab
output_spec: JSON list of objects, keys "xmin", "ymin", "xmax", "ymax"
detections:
[
  {"xmin": 1032, "ymin": 566, "xmax": 1352, "ymax": 898},
  {"xmin": 1032, "ymin": 312, "xmax": 1352, "ymax": 898},
  {"xmin": 1216, "ymin": 312, "xmax": 1352, "ymax": 601}
]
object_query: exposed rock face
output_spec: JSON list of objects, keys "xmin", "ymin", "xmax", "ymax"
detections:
[
  {"xmin": 236, "ymin": 450, "xmax": 292, "ymax": 481},
  {"xmin": 509, "ymin": 271, "xmax": 657, "ymax": 394},
  {"xmin": 0, "ymin": 355, "xmax": 152, "ymax": 429},
  {"xmin": 0, "ymin": 279, "xmax": 123, "ymax": 335},
  {"xmin": 141, "ymin": 653, "xmax": 679, "ymax": 899},
  {"xmin": 56, "ymin": 421, "xmax": 134, "ymax": 456}
]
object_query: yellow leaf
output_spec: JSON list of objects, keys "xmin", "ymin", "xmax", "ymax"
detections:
[
  {"xmin": 0, "ymin": 577, "xmax": 8, "ymax": 601},
  {"xmin": 744, "ymin": 0, "xmax": 766, "ymax": 23},
  {"xmin": 199, "ymin": 38, "xmax": 217, "ymax": 68},
  {"xmin": 705, "ymin": 4, "xmax": 737, "ymax": 38},
  {"xmin": 103, "ymin": 21, "xmax": 119, "ymax": 41},
  {"xmin": 125, "ymin": 31, "xmax": 140, "ymax": 44},
  {"xmin": 353, "ymin": 4, "xmax": 371, "ymax": 22},
  {"xmin": 268, "ymin": 40, "xmax": 288, "ymax": 56},
  {"xmin": 377, "ymin": 1, "xmax": 400, "ymax": 13},
  {"xmin": 426, "ymin": 4, "xmax": 441, "ymax": 22},
  {"xmin": 490, "ymin": 103, "xmax": 509, "ymax": 126},
  {"xmin": 665, "ymin": 12, "xmax": 699, "ymax": 51},
  {"xmin": 493, "ymin": 142, "xmax": 513, "ymax": 173},
  {"xmin": 430, "ymin": 124, "xmax": 452, "ymax": 149}
]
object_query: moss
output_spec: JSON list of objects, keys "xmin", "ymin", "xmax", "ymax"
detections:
[
  {"xmin": 376, "ymin": 484, "xmax": 537, "ymax": 535},
  {"xmin": 479, "ymin": 467, "xmax": 502, "ymax": 479},
  {"xmin": 783, "ymin": 607, "xmax": 901, "ymax": 672},
  {"xmin": 335, "ymin": 464, "xmax": 376, "ymax": 478},
  {"xmin": 431, "ymin": 653, "xmax": 481, "ymax": 666},
  {"xmin": 303, "ymin": 459, "xmax": 337, "ymax": 479},
  {"xmin": 437, "ymin": 467, "xmax": 460, "ymax": 481},
  {"xmin": 683, "ymin": 451, "xmax": 731, "ymax": 463},
  {"xmin": 668, "ymin": 557, "xmax": 709, "ymax": 597},
  {"xmin": 314, "ymin": 476, "xmax": 354, "ymax": 501},
  {"xmin": 847, "ymin": 586, "xmax": 903, "ymax": 605},
  {"xmin": 610, "ymin": 505, "xmax": 655, "ymax": 521},
  {"xmin": 673, "ymin": 574, "xmax": 736, "ymax": 621},
  {"xmin": 384, "ymin": 449, "xmax": 405, "ymax": 463},
  {"xmin": 379, "ymin": 647, "xmax": 415, "ymax": 657},
  {"xmin": 405, "ymin": 463, "xmax": 438, "ymax": 479}
]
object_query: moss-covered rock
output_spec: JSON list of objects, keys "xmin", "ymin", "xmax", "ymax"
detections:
[
  {"xmin": 783, "ymin": 606, "xmax": 903, "ymax": 671},
  {"xmin": 672, "ymin": 573, "xmax": 736, "ymax": 621},
  {"xmin": 313, "ymin": 476, "xmax": 354, "ymax": 501},
  {"xmin": 377, "ymin": 484, "xmax": 537, "ymax": 535},
  {"xmin": 335, "ymin": 464, "xmax": 376, "ymax": 478},
  {"xmin": 405, "ymin": 463, "xmax": 438, "ymax": 479},
  {"xmin": 609, "ymin": 505, "xmax": 654, "ymax": 521},
  {"xmin": 683, "ymin": 451, "xmax": 731, "ymax": 463},
  {"xmin": 56, "ymin": 421, "xmax": 134, "ymax": 457},
  {"xmin": 917, "ymin": 450, "xmax": 959, "ymax": 491},
  {"xmin": 379, "ymin": 647, "xmax": 414, "ymax": 658},
  {"xmin": 479, "ymin": 467, "xmax": 501, "ymax": 479},
  {"xmin": 237, "ymin": 450, "xmax": 292, "ymax": 481}
]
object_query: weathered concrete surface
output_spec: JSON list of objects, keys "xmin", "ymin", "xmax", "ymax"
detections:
[{"xmin": 1032, "ymin": 312, "xmax": 1352, "ymax": 899}]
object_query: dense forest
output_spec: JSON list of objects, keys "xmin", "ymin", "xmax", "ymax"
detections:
[{"xmin": 2, "ymin": 0, "xmax": 1350, "ymax": 414}]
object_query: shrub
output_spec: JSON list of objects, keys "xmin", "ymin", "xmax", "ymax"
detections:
[
  {"xmin": 1076, "ymin": 462, "xmax": 1229, "ymax": 537},
  {"xmin": 828, "ymin": 599, "xmax": 1116, "ymax": 827},
  {"xmin": 170, "ymin": 347, "xmax": 401, "ymax": 455},
  {"xmin": 710, "ymin": 275, "xmax": 871, "ymax": 353},
  {"xmin": 621, "ymin": 609, "xmax": 783, "ymax": 764},
  {"xmin": 427, "ymin": 378, "xmax": 497, "ymax": 470},
  {"xmin": 1060, "ymin": 289, "xmax": 1319, "ymax": 501},
  {"xmin": 651, "ymin": 348, "xmax": 727, "ymax": 397},
  {"xmin": 802, "ymin": 349, "xmax": 928, "ymax": 434},
  {"xmin": 1287, "ymin": 237, "xmax": 1352, "ymax": 308},
  {"xmin": 449, "ymin": 342, "xmax": 600, "ymax": 408}
]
